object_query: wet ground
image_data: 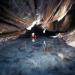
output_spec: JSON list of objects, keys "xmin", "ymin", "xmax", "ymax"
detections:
[{"xmin": 0, "ymin": 37, "xmax": 75, "ymax": 75}]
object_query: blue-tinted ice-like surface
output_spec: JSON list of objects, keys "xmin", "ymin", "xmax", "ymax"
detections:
[{"xmin": 0, "ymin": 37, "xmax": 75, "ymax": 75}]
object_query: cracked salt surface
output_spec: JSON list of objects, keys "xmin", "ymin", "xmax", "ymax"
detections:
[{"xmin": 0, "ymin": 37, "xmax": 75, "ymax": 75}]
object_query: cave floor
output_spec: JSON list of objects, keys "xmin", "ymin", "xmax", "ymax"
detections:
[{"xmin": 0, "ymin": 37, "xmax": 75, "ymax": 75}]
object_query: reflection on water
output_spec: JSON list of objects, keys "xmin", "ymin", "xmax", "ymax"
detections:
[{"xmin": 0, "ymin": 37, "xmax": 75, "ymax": 75}]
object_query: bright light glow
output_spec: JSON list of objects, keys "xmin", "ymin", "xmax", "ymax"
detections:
[
  {"xmin": 51, "ymin": 33, "xmax": 63, "ymax": 38},
  {"xmin": 67, "ymin": 41, "xmax": 75, "ymax": 47},
  {"xmin": 43, "ymin": 41, "xmax": 46, "ymax": 46},
  {"xmin": 57, "ymin": 6, "xmax": 67, "ymax": 22},
  {"xmin": 43, "ymin": 29, "xmax": 46, "ymax": 34},
  {"xmin": 32, "ymin": 38, "xmax": 35, "ymax": 42},
  {"xmin": 32, "ymin": 33, "xmax": 35, "ymax": 37},
  {"xmin": 27, "ymin": 20, "xmax": 37, "ymax": 30},
  {"xmin": 58, "ymin": 53, "xmax": 64, "ymax": 60},
  {"xmin": 27, "ymin": 15, "xmax": 41, "ymax": 30}
]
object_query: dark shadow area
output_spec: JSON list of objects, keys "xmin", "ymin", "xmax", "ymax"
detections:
[{"xmin": 68, "ymin": 3, "xmax": 75, "ymax": 32}]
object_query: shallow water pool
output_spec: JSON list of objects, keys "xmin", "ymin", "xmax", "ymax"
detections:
[{"xmin": 0, "ymin": 37, "xmax": 75, "ymax": 75}]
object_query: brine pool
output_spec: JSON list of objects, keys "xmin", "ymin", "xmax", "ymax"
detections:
[{"xmin": 0, "ymin": 37, "xmax": 75, "ymax": 75}]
